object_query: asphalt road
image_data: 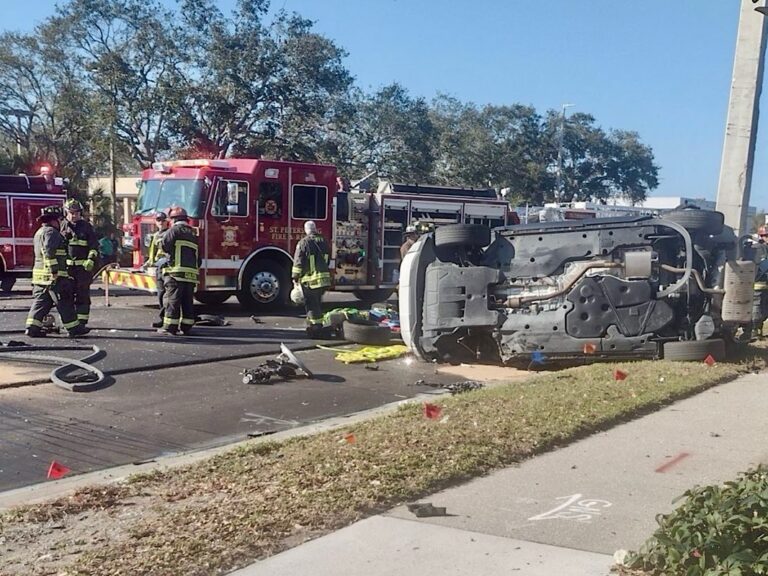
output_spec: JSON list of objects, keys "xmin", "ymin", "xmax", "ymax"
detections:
[{"xmin": 0, "ymin": 283, "xmax": 464, "ymax": 492}]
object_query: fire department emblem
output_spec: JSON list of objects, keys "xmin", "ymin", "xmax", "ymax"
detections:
[
  {"xmin": 221, "ymin": 225, "xmax": 239, "ymax": 247},
  {"xmin": 264, "ymin": 199, "xmax": 278, "ymax": 216}
]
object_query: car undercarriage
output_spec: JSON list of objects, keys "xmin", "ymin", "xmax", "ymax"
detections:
[{"xmin": 399, "ymin": 210, "xmax": 756, "ymax": 365}]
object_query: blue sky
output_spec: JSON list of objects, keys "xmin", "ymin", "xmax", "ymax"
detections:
[{"xmin": 5, "ymin": 1, "xmax": 767, "ymax": 209}]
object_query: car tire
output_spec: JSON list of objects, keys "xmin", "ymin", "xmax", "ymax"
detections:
[
  {"xmin": 434, "ymin": 224, "xmax": 491, "ymax": 249},
  {"xmin": 353, "ymin": 289, "xmax": 395, "ymax": 306},
  {"xmin": 663, "ymin": 209, "xmax": 724, "ymax": 235},
  {"xmin": 237, "ymin": 259, "xmax": 289, "ymax": 312},
  {"xmin": 194, "ymin": 292, "xmax": 231, "ymax": 306},
  {"xmin": 342, "ymin": 319, "xmax": 392, "ymax": 346},
  {"xmin": 663, "ymin": 338, "xmax": 726, "ymax": 362}
]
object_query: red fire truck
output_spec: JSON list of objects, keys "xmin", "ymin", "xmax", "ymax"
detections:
[
  {"xmin": 109, "ymin": 158, "xmax": 517, "ymax": 310},
  {"xmin": 0, "ymin": 168, "xmax": 67, "ymax": 292}
]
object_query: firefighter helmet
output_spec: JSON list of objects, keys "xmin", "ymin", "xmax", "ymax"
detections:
[
  {"xmin": 290, "ymin": 282, "xmax": 305, "ymax": 305},
  {"xmin": 37, "ymin": 205, "xmax": 64, "ymax": 222},
  {"xmin": 154, "ymin": 211, "xmax": 168, "ymax": 222},
  {"xmin": 759, "ymin": 226, "xmax": 768, "ymax": 237},
  {"xmin": 168, "ymin": 206, "xmax": 188, "ymax": 221},
  {"xmin": 64, "ymin": 199, "xmax": 84, "ymax": 212}
]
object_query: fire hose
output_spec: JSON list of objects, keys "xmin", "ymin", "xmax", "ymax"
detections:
[{"xmin": 0, "ymin": 344, "xmax": 107, "ymax": 392}]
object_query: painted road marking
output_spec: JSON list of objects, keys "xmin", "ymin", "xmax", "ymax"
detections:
[{"xmin": 528, "ymin": 494, "xmax": 612, "ymax": 523}]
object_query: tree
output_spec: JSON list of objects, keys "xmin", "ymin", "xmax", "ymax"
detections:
[
  {"xmin": 50, "ymin": 0, "xmax": 184, "ymax": 169},
  {"xmin": 171, "ymin": 0, "xmax": 353, "ymax": 160},
  {"xmin": 325, "ymin": 84, "xmax": 436, "ymax": 182},
  {"xmin": 430, "ymin": 97, "xmax": 550, "ymax": 203},
  {"xmin": 544, "ymin": 111, "xmax": 658, "ymax": 204}
]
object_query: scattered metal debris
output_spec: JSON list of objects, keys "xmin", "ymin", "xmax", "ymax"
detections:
[
  {"xmin": 250, "ymin": 316, "xmax": 263, "ymax": 324},
  {"xmin": 240, "ymin": 343, "xmax": 314, "ymax": 385},
  {"xmin": 407, "ymin": 502, "xmax": 447, "ymax": 517},
  {"xmin": 364, "ymin": 364, "xmax": 380, "ymax": 371},
  {"xmin": 411, "ymin": 379, "xmax": 485, "ymax": 395}
]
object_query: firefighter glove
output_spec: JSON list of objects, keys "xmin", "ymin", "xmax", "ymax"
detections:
[{"xmin": 83, "ymin": 259, "xmax": 95, "ymax": 272}]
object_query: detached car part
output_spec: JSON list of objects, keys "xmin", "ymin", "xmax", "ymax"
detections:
[
  {"xmin": 399, "ymin": 213, "xmax": 754, "ymax": 364},
  {"xmin": 241, "ymin": 343, "xmax": 313, "ymax": 384}
]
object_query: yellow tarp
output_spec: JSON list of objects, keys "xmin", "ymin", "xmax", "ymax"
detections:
[{"xmin": 330, "ymin": 344, "xmax": 409, "ymax": 364}]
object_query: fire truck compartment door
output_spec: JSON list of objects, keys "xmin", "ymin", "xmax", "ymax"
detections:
[
  {"xmin": 382, "ymin": 199, "xmax": 409, "ymax": 210},
  {"xmin": 410, "ymin": 201, "xmax": 462, "ymax": 213},
  {"xmin": 464, "ymin": 204, "xmax": 506, "ymax": 218}
]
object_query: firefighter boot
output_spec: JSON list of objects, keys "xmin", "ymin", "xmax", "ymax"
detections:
[
  {"xmin": 24, "ymin": 326, "xmax": 46, "ymax": 338},
  {"xmin": 68, "ymin": 324, "xmax": 90, "ymax": 338}
]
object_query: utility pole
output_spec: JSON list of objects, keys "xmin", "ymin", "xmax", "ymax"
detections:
[
  {"xmin": 555, "ymin": 103, "xmax": 574, "ymax": 203},
  {"xmin": 715, "ymin": 0, "xmax": 768, "ymax": 234}
]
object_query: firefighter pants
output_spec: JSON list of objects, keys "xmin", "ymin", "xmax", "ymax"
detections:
[
  {"xmin": 156, "ymin": 275, "xmax": 165, "ymax": 321},
  {"xmin": 301, "ymin": 286, "xmax": 326, "ymax": 326},
  {"xmin": 163, "ymin": 276, "xmax": 195, "ymax": 334},
  {"xmin": 26, "ymin": 279, "xmax": 79, "ymax": 333},
  {"xmin": 70, "ymin": 267, "xmax": 93, "ymax": 325}
]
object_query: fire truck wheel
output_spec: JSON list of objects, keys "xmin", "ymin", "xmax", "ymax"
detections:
[
  {"xmin": 353, "ymin": 289, "xmax": 395, "ymax": 305},
  {"xmin": 194, "ymin": 292, "xmax": 231, "ymax": 306},
  {"xmin": 0, "ymin": 276, "xmax": 15, "ymax": 293},
  {"xmin": 237, "ymin": 259, "xmax": 289, "ymax": 311}
]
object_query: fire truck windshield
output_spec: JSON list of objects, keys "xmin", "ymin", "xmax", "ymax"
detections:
[{"xmin": 135, "ymin": 179, "xmax": 205, "ymax": 218}]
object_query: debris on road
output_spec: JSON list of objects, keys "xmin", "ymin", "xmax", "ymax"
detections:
[
  {"xmin": 407, "ymin": 502, "xmax": 448, "ymax": 517},
  {"xmin": 411, "ymin": 379, "xmax": 485, "ymax": 395},
  {"xmin": 194, "ymin": 314, "xmax": 231, "ymax": 326},
  {"xmin": 240, "ymin": 343, "xmax": 314, "ymax": 385}
]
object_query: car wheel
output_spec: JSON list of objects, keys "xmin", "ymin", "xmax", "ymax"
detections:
[
  {"xmin": 662, "ymin": 338, "xmax": 726, "ymax": 362},
  {"xmin": 663, "ymin": 209, "xmax": 724, "ymax": 235},
  {"xmin": 194, "ymin": 292, "xmax": 231, "ymax": 305},
  {"xmin": 434, "ymin": 224, "xmax": 491, "ymax": 249},
  {"xmin": 237, "ymin": 260, "xmax": 289, "ymax": 311},
  {"xmin": 353, "ymin": 288, "xmax": 395, "ymax": 306},
  {"xmin": 342, "ymin": 318, "xmax": 392, "ymax": 345}
]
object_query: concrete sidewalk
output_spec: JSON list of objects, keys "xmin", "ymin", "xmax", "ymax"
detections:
[{"xmin": 233, "ymin": 372, "xmax": 768, "ymax": 576}]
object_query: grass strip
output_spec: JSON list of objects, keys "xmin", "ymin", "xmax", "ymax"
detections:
[{"xmin": 2, "ymin": 347, "xmax": 766, "ymax": 575}]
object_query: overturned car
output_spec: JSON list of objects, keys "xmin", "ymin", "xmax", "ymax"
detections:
[{"xmin": 399, "ymin": 210, "xmax": 755, "ymax": 364}]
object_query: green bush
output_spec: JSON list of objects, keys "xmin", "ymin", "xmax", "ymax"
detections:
[{"xmin": 627, "ymin": 466, "xmax": 768, "ymax": 575}]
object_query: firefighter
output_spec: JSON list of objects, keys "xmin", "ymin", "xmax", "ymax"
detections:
[
  {"xmin": 61, "ymin": 199, "xmax": 99, "ymax": 327},
  {"xmin": 25, "ymin": 206, "xmax": 88, "ymax": 338},
  {"xmin": 144, "ymin": 211, "xmax": 169, "ymax": 328},
  {"xmin": 291, "ymin": 220, "xmax": 331, "ymax": 337},
  {"xmin": 158, "ymin": 207, "xmax": 199, "ymax": 335}
]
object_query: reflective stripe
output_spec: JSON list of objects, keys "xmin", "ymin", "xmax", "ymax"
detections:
[
  {"xmin": 88, "ymin": 250, "xmax": 99, "ymax": 259},
  {"xmin": 68, "ymin": 240, "xmax": 88, "ymax": 246},
  {"xmin": 291, "ymin": 266, "xmax": 302, "ymax": 276},
  {"xmin": 43, "ymin": 258, "xmax": 57, "ymax": 265},
  {"xmin": 55, "ymin": 249, "xmax": 67, "ymax": 255},
  {"xmin": 26, "ymin": 318, "xmax": 43, "ymax": 327},
  {"xmin": 67, "ymin": 259, "xmax": 90, "ymax": 266},
  {"xmin": 77, "ymin": 314, "xmax": 89, "ymax": 321},
  {"xmin": 63, "ymin": 319, "xmax": 80, "ymax": 330},
  {"xmin": 180, "ymin": 318, "xmax": 195, "ymax": 325}
]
